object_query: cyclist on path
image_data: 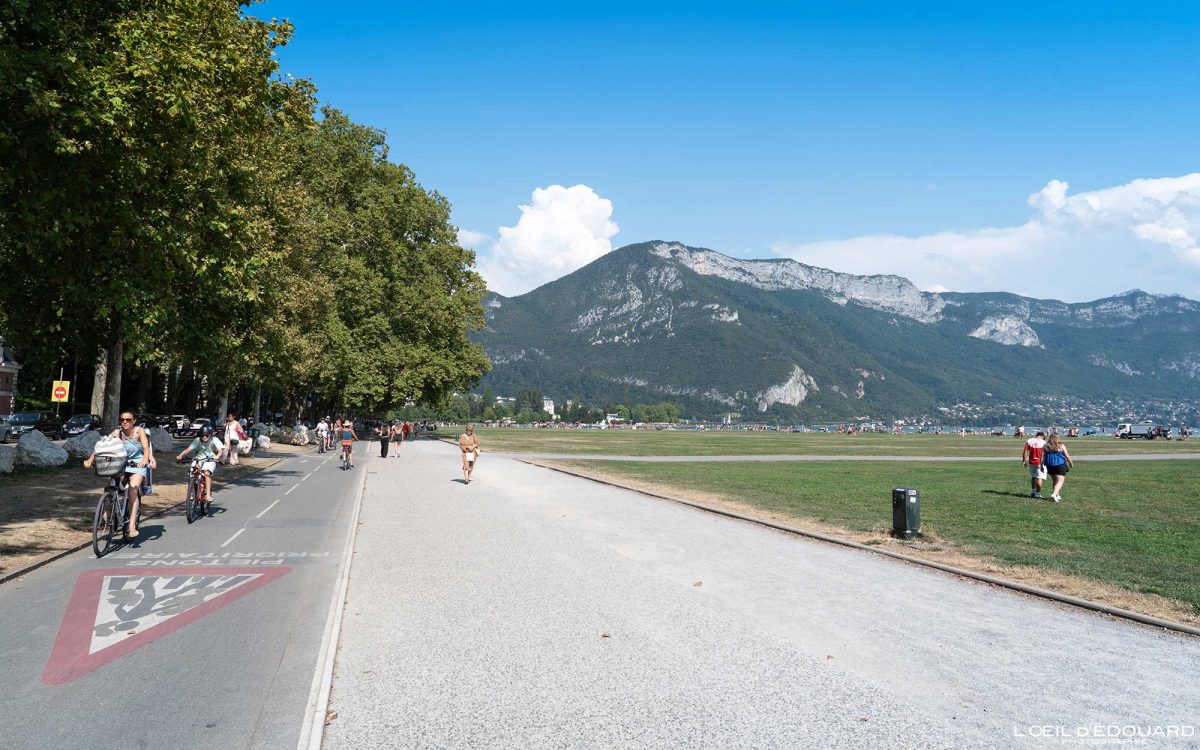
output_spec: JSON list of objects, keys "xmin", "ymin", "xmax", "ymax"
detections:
[
  {"xmin": 176, "ymin": 426, "xmax": 223, "ymax": 504},
  {"xmin": 83, "ymin": 409, "xmax": 156, "ymax": 538},
  {"xmin": 340, "ymin": 419, "xmax": 359, "ymax": 468}
]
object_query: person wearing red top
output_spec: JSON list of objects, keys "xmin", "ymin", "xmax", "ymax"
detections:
[{"xmin": 1022, "ymin": 430, "xmax": 1048, "ymax": 499}]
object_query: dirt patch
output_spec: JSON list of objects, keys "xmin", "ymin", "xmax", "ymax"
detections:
[
  {"xmin": 537, "ymin": 460, "xmax": 1200, "ymax": 628},
  {"xmin": 0, "ymin": 443, "xmax": 310, "ymax": 577}
]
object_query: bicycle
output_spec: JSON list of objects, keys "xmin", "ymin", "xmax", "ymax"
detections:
[
  {"xmin": 341, "ymin": 443, "xmax": 351, "ymax": 471},
  {"xmin": 181, "ymin": 459, "xmax": 212, "ymax": 523},
  {"xmin": 317, "ymin": 432, "xmax": 327, "ymax": 454},
  {"xmin": 92, "ymin": 474, "xmax": 139, "ymax": 558}
]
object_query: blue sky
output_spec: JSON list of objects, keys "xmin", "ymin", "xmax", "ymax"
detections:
[{"xmin": 257, "ymin": 1, "xmax": 1200, "ymax": 300}]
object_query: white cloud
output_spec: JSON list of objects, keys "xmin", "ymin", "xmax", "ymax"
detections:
[
  {"xmin": 457, "ymin": 229, "xmax": 490, "ymax": 248},
  {"xmin": 772, "ymin": 174, "xmax": 1200, "ymax": 301},
  {"xmin": 476, "ymin": 184, "xmax": 619, "ymax": 296}
]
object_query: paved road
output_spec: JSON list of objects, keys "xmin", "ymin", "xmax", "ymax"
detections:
[
  {"xmin": 498, "ymin": 452, "xmax": 1200, "ymax": 462},
  {"xmin": 328, "ymin": 440, "xmax": 1199, "ymax": 749},
  {"xmin": 0, "ymin": 445, "xmax": 362, "ymax": 750}
]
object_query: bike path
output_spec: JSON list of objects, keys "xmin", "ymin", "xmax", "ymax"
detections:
[
  {"xmin": 327, "ymin": 440, "xmax": 1200, "ymax": 749},
  {"xmin": 0, "ymin": 445, "xmax": 363, "ymax": 750}
]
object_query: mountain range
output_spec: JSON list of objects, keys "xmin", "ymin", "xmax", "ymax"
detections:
[{"xmin": 474, "ymin": 241, "xmax": 1200, "ymax": 421}]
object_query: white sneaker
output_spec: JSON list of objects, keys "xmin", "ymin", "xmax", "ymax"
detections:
[{"xmin": 1051, "ymin": 494, "xmax": 1061, "ymax": 502}]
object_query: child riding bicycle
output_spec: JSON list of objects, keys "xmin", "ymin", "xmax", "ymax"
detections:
[{"xmin": 176, "ymin": 426, "xmax": 223, "ymax": 503}]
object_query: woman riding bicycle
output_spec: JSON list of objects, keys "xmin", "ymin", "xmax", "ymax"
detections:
[
  {"xmin": 83, "ymin": 409, "xmax": 156, "ymax": 538},
  {"xmin": 176, "ymin": 426, "xmax": 223, "ymax": 504},
  {"xmin": 339, "ymin": 419, "xmax": 358, "ymax": 468}
]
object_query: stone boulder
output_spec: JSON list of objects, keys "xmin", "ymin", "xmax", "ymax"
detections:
[
  {"xmin": 255, "ymin": 435, "xmax": 271, "ymax": 450},
  {"xmin": 15, "ymin": 430, "xmax": 69, "ymax": 467},
  {"xmin": 0, "ymin": 444, "xmax": 15, "ymax": 474},
  {"xmin": 64, "ymin": 430, "xmax": 102, "ymax": 458},
  {"xmin": 147, "ymin": 427, "xmax": 174, "ymax": 454},
  {"xmin": 289, "ymin": 425, "xmax": 310, "ymax": 446}
]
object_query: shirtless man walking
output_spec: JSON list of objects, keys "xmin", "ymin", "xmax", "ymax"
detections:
[{"xmin": 458, "ymin": 423, "xmax": 480, "ymax": 484}]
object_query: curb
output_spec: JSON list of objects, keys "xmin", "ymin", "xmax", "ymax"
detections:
[
  {"xmin": 0, "ymin": 453, "xmax": 290, "ymax": 586},
  {"xmin": 520, "ymin": 459, "xmax": 1200, "ymax": 639},
  {"xmin": 297, "ymin": 451, "xmax": 369, "ymax": 750}
]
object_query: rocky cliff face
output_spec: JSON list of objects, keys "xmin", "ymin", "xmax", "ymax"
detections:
[
  {"xmin": 969, "ymin": 315, "xmax": 1042, "ymax": 347},
  {"xmin": 650, "ymin": 242, "xmax": 946, "ymax": 323}
]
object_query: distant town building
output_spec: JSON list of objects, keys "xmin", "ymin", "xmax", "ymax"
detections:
[
  {"xmin": 542, "ymin": 398, "xmax": 556, "ymax": 416},
  {"xmin": 0, "ymin": 339, "xmax": 19, "ymax": 416}
]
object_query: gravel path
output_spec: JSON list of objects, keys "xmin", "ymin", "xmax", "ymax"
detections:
[{"xmin": 325, "ymin": 441, "xmax": 1199, "ymax": 749}]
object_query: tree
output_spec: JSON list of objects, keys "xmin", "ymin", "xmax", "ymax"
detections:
[
  {"xmin": 293, "ymin": 110, "xmax": 490, "ymax": 415},
  {"xmin": 0, "ymin": 0, "xmax": 315, "ymax": 428}
]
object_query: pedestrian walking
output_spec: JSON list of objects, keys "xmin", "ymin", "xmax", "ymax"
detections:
[
  {"xmin": 377, "ymin": 421, "xmax": 390, "ymax": 458},
  {"xmin": 458, "ymin": 423, "xmax": 480, "ymax": 484},
  {"xmin": 402, "ymin": 421, "xmax": 411, "ymax": 441},
  {"xmin": 391, "ymin": 420, "xmax": 402, "ymax": 454},
  {"xmin": 223, "ymin": 413, "xmax": 246, "ymax": 466},
  {"xmin": 1042, "ymin": 433, "xmax": 1073, "ymax": 502},
  {"xmin": 1021, "ymin": 430, "xmax": 1047, "ymax": 499}
]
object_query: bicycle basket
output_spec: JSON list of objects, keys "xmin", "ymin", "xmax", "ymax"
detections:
[{"xmin": 93, "ymin": 454, "xmax": 126, "ymax": 477}]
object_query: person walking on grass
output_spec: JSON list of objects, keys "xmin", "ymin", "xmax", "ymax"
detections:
[
  {"xmin": 458, "ymin": 423, "xmax": 480, "ymax": 484},
  {"xmin": 1022, "ymin": 429, "xmax": 1048, "ymax": 499},
  {"xmin": 1042, "ymin": 433, "xmax": 1073, "ymax": 502}
]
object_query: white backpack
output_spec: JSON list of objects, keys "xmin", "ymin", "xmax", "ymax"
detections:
[{"xmin": 93, "ymin": 434, "xmax": 128, "ymax": 477}]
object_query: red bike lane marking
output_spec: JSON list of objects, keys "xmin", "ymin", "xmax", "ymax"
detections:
[{"xmin": 42, "ymin": 566, "xmax": 292, "ymax": 686}]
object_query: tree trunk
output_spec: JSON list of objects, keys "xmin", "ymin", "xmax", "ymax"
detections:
[
  {"xmin": 215, "ymin": 383, "xmax": 230, "ymax": 421},
  {"xmin": 166, "ymin": 365, "xmax": 179, "ymax": 414},
  {"xmin": 135, "ymin": 363, "xmax": 152, "ymax": 413},
  {"xmin": 253, "ymin": 384, "xmax": 262, "ymax": 423},
  {"xmin": 91, "ymin": 349, "xmax": 107, "ymax": 416},
  {"xmin": 102, "ymin": 319, "xmax": 123, "ymax": 431}
]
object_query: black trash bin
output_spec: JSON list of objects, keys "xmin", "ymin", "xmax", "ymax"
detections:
[{"xmin": 891, "ymin": 487, "xmax": 920, "ymax": 539}]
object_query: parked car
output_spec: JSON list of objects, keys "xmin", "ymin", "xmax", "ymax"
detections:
[
  {"xmin": 8, "ymin": 411, "xmax": 65, "ymax": 440},
  {"xmin": 167, "ymin": 414, "xmax": 190, "ymax": 432},
  {"xmin": 0, "ymin": 415, "xmax": 12, "ymax": 443},
  {"xmin": 62, "ymin": 413, "xmax": 103, "ymax": 438},
  {"xmin": 176, "ymin": 417, "xmax": 210, "ymax": 439}
]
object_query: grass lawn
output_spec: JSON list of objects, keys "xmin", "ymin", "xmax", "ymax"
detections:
[
  {"xmin": 553, "ymin": 457, "xmax": 1200, "ymax": 618},
  {"xmin": 470, "ymin": 427, "xmax": 1200, "ymax": 457}
]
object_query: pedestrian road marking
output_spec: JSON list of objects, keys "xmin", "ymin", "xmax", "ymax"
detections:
[
  {"xmin": 285, "ymin": 483, "xmax": 299, "ymax": 495},
  {"xmin": 256, "ymin": 499, "xmax": 281, "ymax": 518},
  {"xmin": 42, "ymin": 566, "xmax": 292, "ymax": 685},
  {"xmin": 220, "ymin": 529, "xmax": 245, "ymax": 548}
]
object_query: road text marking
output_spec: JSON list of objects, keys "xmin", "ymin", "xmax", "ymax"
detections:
[{"xmin": 43, "ymin": 566, "xmax": 292, "ymax": 685}]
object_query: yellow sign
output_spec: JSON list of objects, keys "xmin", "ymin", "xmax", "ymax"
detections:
[{"xmin": 52, "ymin": 380, "xmax": 70, "ymax": 403}]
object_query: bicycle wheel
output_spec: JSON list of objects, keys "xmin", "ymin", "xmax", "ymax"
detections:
[
  {"xmin": 92, "ymin": 490, "xmax": 116, "ymax": 557},
  {"xmin": 185, "ymin": 476, "xmax": 199, "ymax": 523}
]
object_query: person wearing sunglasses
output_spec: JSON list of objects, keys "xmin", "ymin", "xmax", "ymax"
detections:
[
  {"xmin": 176, "ymin": 425, "xmax": 223, "ymax": 505},
  {"xmin": 84, "ymin": 409, "xmax": 156, "ymax": 537}
]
